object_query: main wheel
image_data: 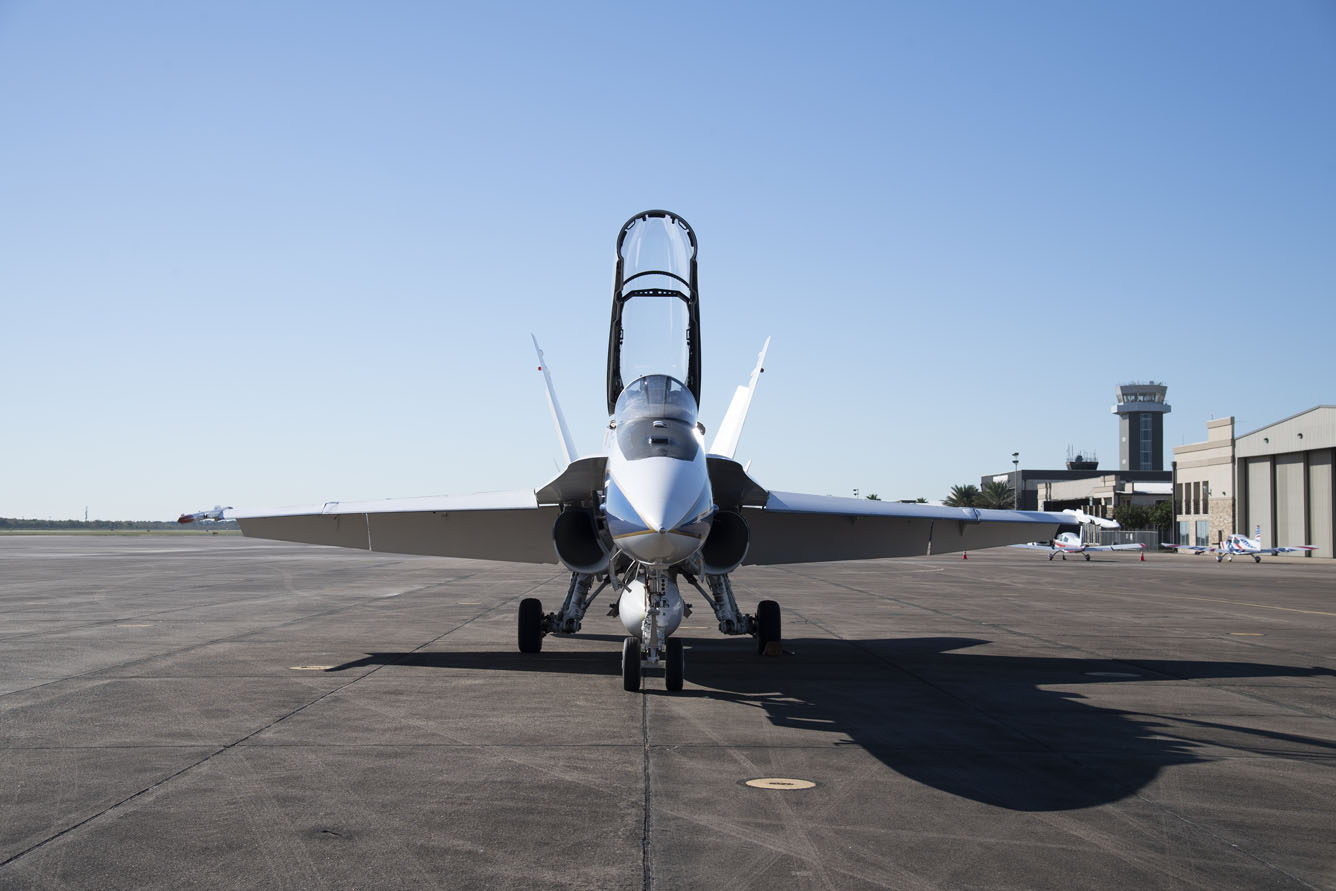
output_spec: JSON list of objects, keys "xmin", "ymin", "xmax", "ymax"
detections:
[
  {"xmin": 1048, "ymin": 553, "xmax": 1055, "ymax": 561},
  {"xmin": 755, "ymin": 600, "xmax": 781, "ymax": 656},
  {"xmin": 622, "ymin": 636, "xmax": 641, "ymax": 692},
  {"xmin": 665, "ymin": 638, "xmax": 684, "ymax": 691},
  {"xmin": 1254, "ymin": 555, "xmax": 1262, "ymax": 563},
  {"xmin": 1084, "ymin": 553, "xmax": 1091, "ymax": 561},
  {"xmin": 517, "ymin": 597, "xmax": 543, "ymax": 653}
]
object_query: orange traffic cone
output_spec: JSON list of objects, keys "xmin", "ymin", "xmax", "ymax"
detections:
[
  {"xmin": 962, "ymin": 551, "xmax": 968, "ymax": 560},
  {"xmin": 1140, "ymin": 551, "xmax": 1145, "ymax": 562}
]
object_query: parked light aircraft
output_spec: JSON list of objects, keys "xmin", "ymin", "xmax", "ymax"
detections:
[
  {"xmin": 1013, "ymin": 532, "xmax": 1145, "ymax": 561},
  {"xmin": 1166, "ymin": 532, "xmax": 1316, "ymax": 563},
  {"xmin": 1010, "ymin": 509, "xmax": 1144, "ymax": 560},
  {"xmin": 181, "ymin": 210, "xmax": 1077, "ymax": 692}
]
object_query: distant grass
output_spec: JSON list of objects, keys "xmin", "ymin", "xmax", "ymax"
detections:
[{"xmin": 0, "ymin": 528, "xmax": 242, "ymax": 536}]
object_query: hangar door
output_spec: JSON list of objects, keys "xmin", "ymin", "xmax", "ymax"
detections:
[
  {"xmin": 1245, "ymin": 457, "xmax": 1272, "ymax": 545},
  {"xmin": 1309, "ymin": 450, "xmax": 1333, "ymax": 558},
  {"xmin": 1275, "ymin": 454, "xmax": 1306, "ymax": 550}
]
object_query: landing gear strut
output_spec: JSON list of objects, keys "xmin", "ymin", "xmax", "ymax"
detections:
[{"xmin": 680, "ymin": 569, "xmax": 782, "ymax": 657}]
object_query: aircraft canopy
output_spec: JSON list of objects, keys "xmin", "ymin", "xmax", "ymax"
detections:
[{"xmin": 607, "ymin": 210, "xmax": 702, "ymax": 414}]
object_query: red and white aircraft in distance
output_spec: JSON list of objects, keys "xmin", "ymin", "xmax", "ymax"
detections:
[
  {"xmin": 1166, "ymin": 531, "xmax": 1316, "ymax": 563},
  {"xmin": 181, "ymin": 210, "xmax": 1079, "ymax": 692},
  {"xmin": 1010, "ymin": 510, "xmax": 1145, "ymax": 561}
]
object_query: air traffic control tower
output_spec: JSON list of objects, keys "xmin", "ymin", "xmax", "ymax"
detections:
[{"xmin": 1113, "ymin": 382, "xmax": 1170, "ymax": 471}]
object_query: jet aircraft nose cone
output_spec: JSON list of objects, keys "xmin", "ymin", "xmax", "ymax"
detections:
[{"xmin": 605, "ymin": 457, "xmax": 713, "ymax": 566}]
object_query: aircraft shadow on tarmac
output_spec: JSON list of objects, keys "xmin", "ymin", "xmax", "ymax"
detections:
[{"xmin": 328, "ymin": 636, "xmax": 1336, "ymax": 812}]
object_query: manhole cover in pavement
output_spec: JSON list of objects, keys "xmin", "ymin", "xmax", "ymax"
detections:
[{"xmin": 743, "ymin": 777, "xmax": 817, "ymax": 790}]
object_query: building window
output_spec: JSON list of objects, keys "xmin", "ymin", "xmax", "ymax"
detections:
[
  {"xmin": 1195, "ymin": 520, "xmax": 1209, "ymax": 547},
  {"xmin": 1139, "ymin": 415, "xmax": 1154, "ymax": 468},
  {"xmin": 1193, "ymin": 481, "xmax": 1201, "ymax": 515},
  {"xmin": 1179, "ymin": 521, "xmax": 1190, "ymax": 544},
  {"xmin": 1202, "ymin": 481, "xmax": 1209, "ymax": 511}
]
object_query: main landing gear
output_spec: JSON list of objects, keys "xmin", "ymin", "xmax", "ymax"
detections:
[{"xmin": 518, "ymin": 568, "xmax": 783, "ymax": 693}]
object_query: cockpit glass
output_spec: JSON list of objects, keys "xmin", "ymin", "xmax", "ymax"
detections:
[
  {"xmin": 617, "ymin": 215, "xmax": 695, "ymax": 385},
  {"xmin": 619, "ymin": 215, "xmax": 695, "ymax": 288},
  {"xmin": 614, "ymin": 375, "xmax": 700, "ymax": 461}
]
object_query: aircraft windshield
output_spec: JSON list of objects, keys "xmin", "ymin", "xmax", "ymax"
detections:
[
  {"xmin": 614, "ymin": 375, "xmax": 699, "ymax": 461},
  {"xmin": 616, "ymin": 215, "xmax": 696, "ymax": 386}
]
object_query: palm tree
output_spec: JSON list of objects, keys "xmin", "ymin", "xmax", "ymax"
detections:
[
  {"xmin": 976, "ymin": 479, "xmax": 1015, "ymax": 509},
  {"xmin": 943, "ymin": 484, "xmax": 980, "ymax": 507}
]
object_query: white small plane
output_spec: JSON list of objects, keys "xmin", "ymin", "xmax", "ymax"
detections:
[
  {"xmin": 1010, "ymin": 510, "xmax": 1144, "ymax": 560},
  {"xmin": 181, "ymin": 210, "xmax": 1077, "ymax": 691},
  {"xmin": 1166, "ymin": 530, "xmax": 1316, "ymax": 563}
]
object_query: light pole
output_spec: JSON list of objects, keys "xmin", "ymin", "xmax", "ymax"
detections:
[{"xmin": 1011, "ymin": 452, "xmax": 1019, "ymax": 509}]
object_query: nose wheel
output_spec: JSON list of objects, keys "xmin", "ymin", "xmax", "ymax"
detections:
[{"xmin": 622, "ymin": 636, "xmax": 686, "ymax": 692}]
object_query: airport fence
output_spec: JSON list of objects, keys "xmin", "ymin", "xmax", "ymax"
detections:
[{"xmin": 1089, "ymin": 529, "xmax": 1161, "ymax": 550}]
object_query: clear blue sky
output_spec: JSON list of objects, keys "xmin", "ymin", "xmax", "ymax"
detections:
[{"xmin": 3, "ymin": 1, "xmax": 1333, "ymax": 519}]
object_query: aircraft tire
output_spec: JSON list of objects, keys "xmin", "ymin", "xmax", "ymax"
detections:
[
  {"xmin": 1217, "ymin": 554, "xmax": 1223, "ymax": 563},
  {"xmin": 622, "ymin": 637, "xmax": 641, "ymax": 692},
  {"xmin": 1084, "ymin": 553, "xmax": 1091, "ymax": 561},
  {"xmin": 755, "ymin": 600, "xmax": 781, "ymax": 656},
  {"xmin": 517, "ymin": 598, "xmax": 544, "ymax": 653},
  {"xmin": 1048, "ymin": 553, "xmax": 1055, "ymax": 561},
  {"xmin": 665, "ymin": 638, "xmax": 684, "ymax": 691},
  {"xmin": 1254, "ymin": 555, "xmax": 1262, "ymax": 563}
]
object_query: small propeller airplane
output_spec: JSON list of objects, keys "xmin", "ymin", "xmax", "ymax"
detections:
[
  {"xmin": 1166, "ymin": 528, "xmax": 1316, "ymax": 563},
  {"xmin": 1010, "ymin": 510, "xmax": 1144, "ymax": 560},
  {"xmin": 181, "ymin": 210, "xmax": 1078, "ymax": 691}
]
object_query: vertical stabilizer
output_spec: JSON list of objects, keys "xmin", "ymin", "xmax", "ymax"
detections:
[
  {"xmin": 708, "ymin": 337, "xmax": 770, "ymax": 459},
  {"xmin": 532, "ymin": 335, "xmax": 579, "ymax": 466}
]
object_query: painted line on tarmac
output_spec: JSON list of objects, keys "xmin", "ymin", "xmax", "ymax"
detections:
[{"xmin": 1172, "ymin": 595, "xmax": 1336, "ymax": 618}]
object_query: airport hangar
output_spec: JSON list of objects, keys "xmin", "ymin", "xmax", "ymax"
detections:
[{"xmin": 1172, "ymin": 405, "xmax": 1336, "ymax": 558}]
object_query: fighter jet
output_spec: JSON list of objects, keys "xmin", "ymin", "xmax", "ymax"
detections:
[
  {"xmin": 181, "ymin": 210, "xmax": 1077, "ymax": 691},
  {"xmin": 1167, "ymin": 530, "xmax": 1316, "ymax": 563}
]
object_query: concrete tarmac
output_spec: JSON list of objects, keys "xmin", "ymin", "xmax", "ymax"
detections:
[{"xmin": 1, "ymin": 535, "xmax": 1333, "ymax": 890}]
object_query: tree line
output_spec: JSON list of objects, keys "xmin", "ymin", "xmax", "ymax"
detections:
[{"xmin": 940, "ymin": 485, "xmax": 1173, "ymax": 531}]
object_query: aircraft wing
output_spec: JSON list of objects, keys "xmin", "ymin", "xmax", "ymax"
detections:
[
  {"xmin": 1008, "ymin": 542, "xmax": 1057, "ymax": 551},
  {"xmin": 1163, "ymin": 544, "xmax": 1214, "ymax": 554},
  {"xmin": 1260, "ymin": 546, "xmax": 1317, "ymax": 556},
  {"xmin": 1086, "ymin": 543, "xmax": 1145, "ymax": 552},
  {"xmin": 194, "ymin": 491, "xmax": 562, "ymax": 563},
  {"xmin": 738, "ymin": 493, "xmax": 1076, "ymax": 564}
]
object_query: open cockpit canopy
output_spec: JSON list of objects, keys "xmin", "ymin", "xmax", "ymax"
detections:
[{"xmin": 607, "ymin": 210, "xmax": 701, "ymax": 414}]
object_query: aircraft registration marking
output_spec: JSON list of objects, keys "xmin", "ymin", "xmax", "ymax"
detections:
[{"xmin": 744, "ymin": 777, "xmax": 817, "ymax": 791}]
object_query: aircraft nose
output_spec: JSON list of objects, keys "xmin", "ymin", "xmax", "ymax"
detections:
[{"xmin": 606, "ymin": 459, "xmax": 712, "ymax": 566}]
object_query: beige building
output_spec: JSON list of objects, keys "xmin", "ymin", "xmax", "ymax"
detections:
[
  {"xmin": 1171, "ymin": 417, "xmax": 1235, "ymax": 548},
  {"xmin": 1173, "ymin": 407, "xmax": 1335, "ymax": 558}
]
